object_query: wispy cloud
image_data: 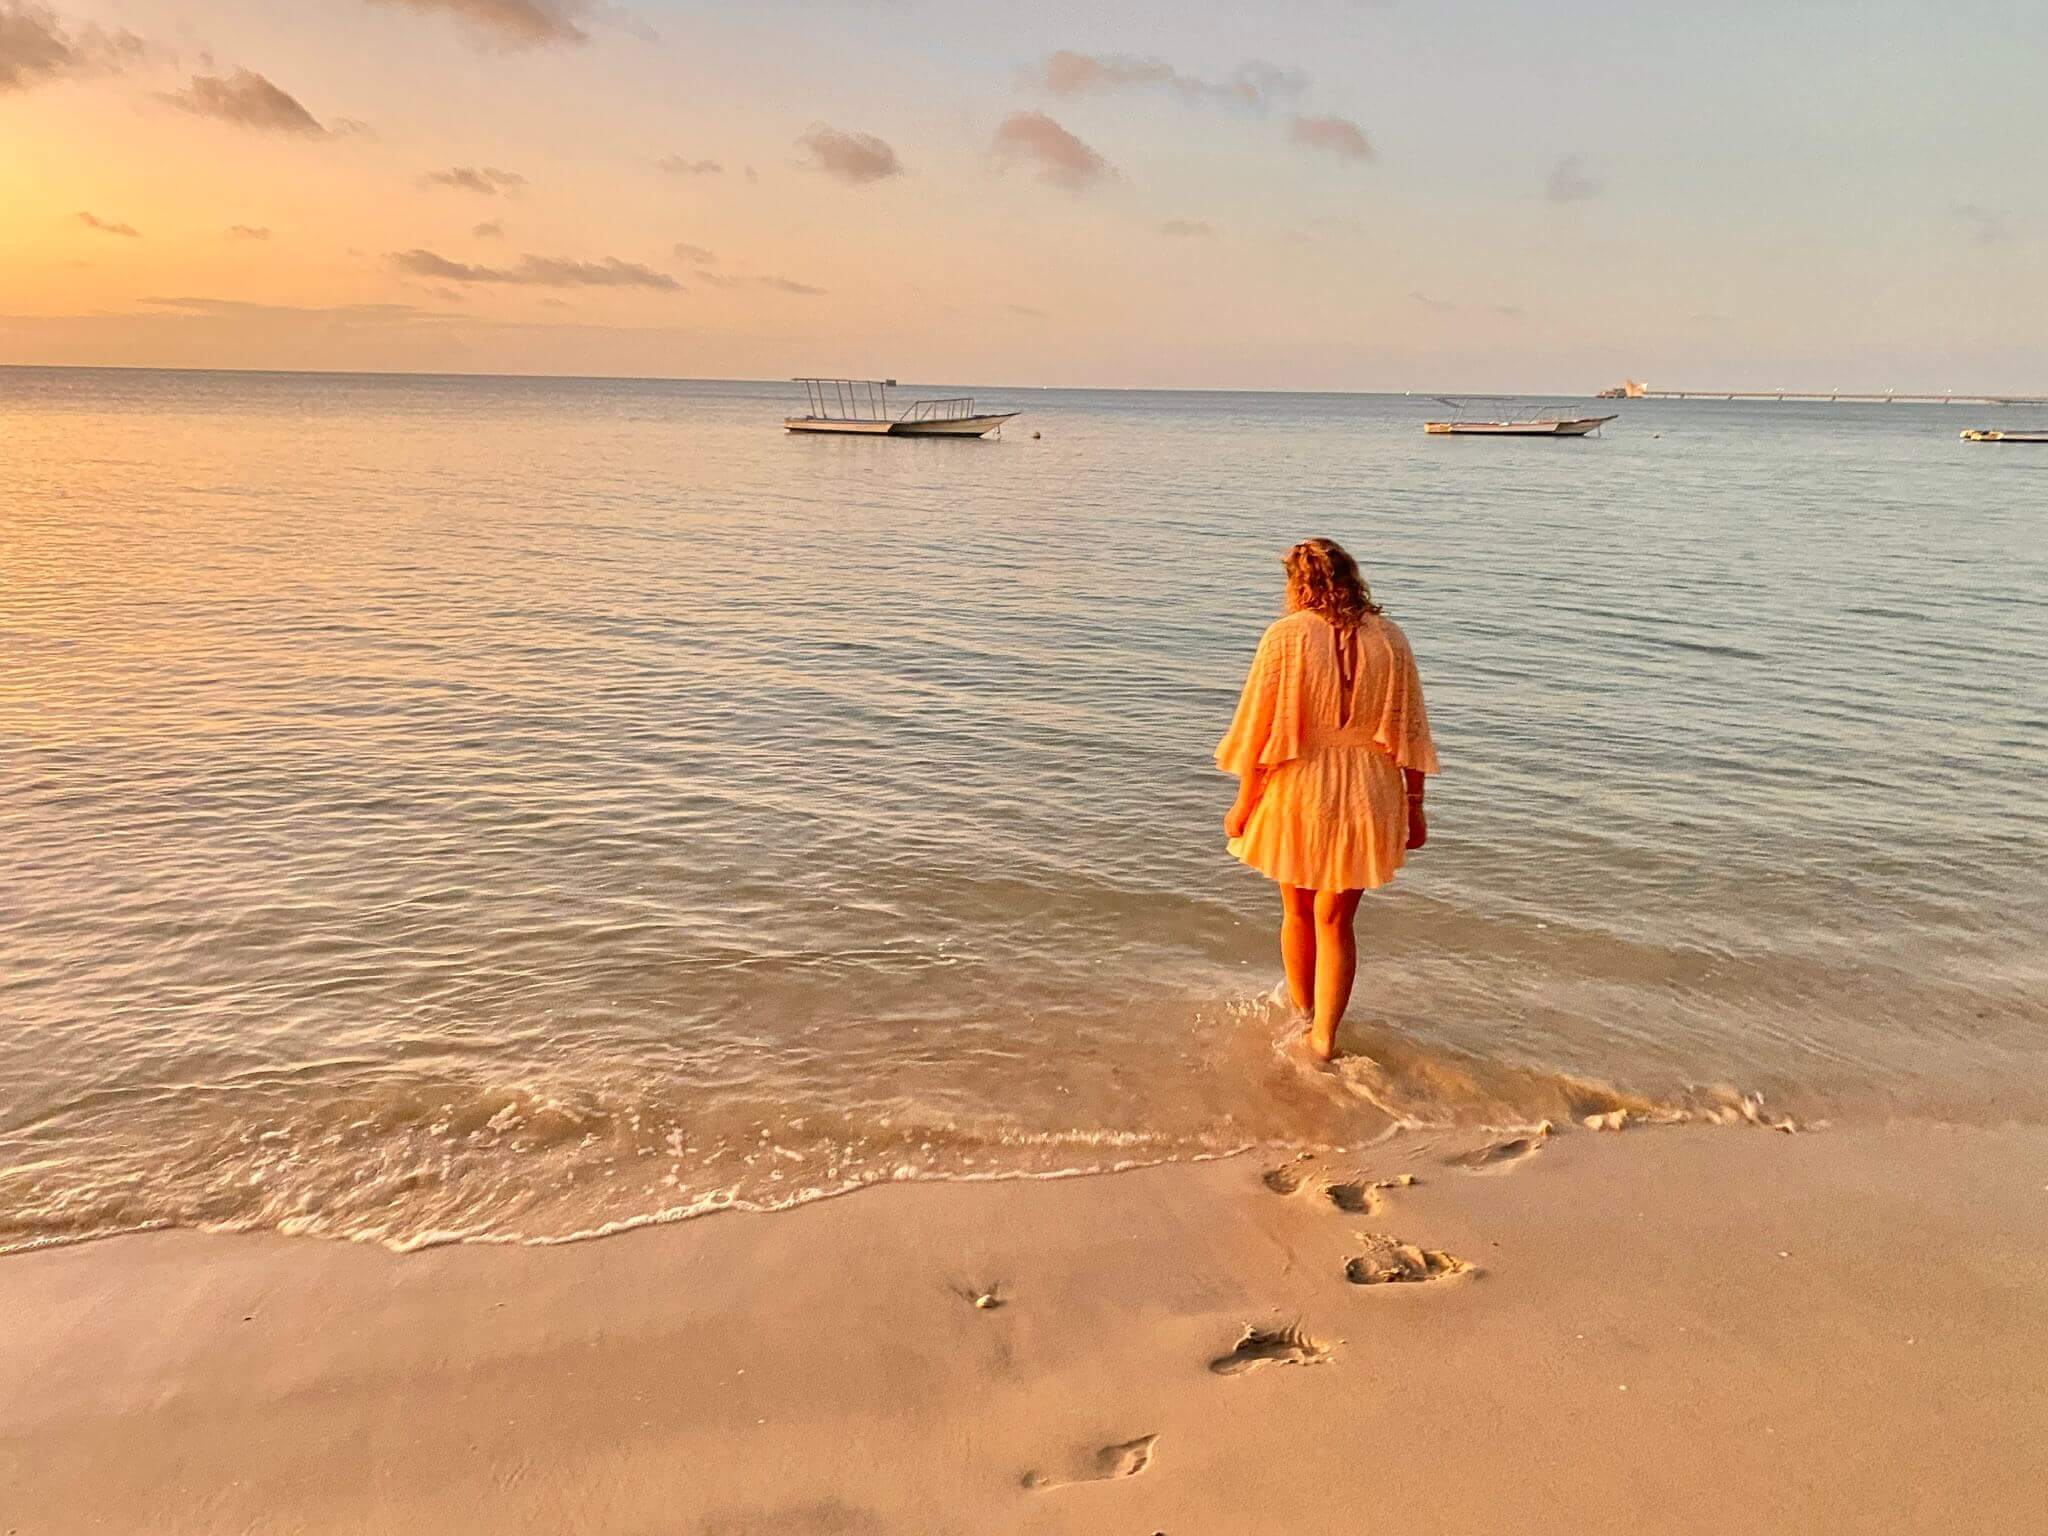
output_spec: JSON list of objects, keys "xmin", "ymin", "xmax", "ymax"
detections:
[
  {"xmin": 142, "ymin": 295, "xmax": 447, "ymax": 325},
  {"xmin": 425, "ymin": 165, "xmax": 525, "ymax": 195},
  {"xmin": 0, "ymin": 1, "xmax": 143, "ymax": 93},
  {"xmin": 658, "ymin": 154, "xmax": 722, "ymax": 177},
  {"xmin": 390, "ymin": 248, "xmax": 682, "ymax": 290},
  {"xmin": 992, "ymin": 110, "xmax": 1113, "ymax": 191},
  {"xmin": 1158, "ymin": 218, "xmax": 1214, "ymax": 238},
  {"xmin": 472, "ymin": 219, "xmax": 505, "ymax": 239},
  {"xmin": 163, "ymin": 69, "xmax": 326, "ymax": 136},
  {"xmin": 363, "ymin": 0, "xmax": 587, "ymax": 47},
  {"xmin": 1289, "ymin": 115, "xmax": 1372, "ymax": 162},
  {"xmin": 671, "ymin": 242, "xmax": 716, "ymax": 266},
  {"xmin": 76, "ymin": 211, "xmax": 139, "ymax": 237},
  {"xmin": 798, "ymin": 124, "xmax": 902, "ymax": 184},
  {"xmin": 1037, "ymin": 50, "xmax": 1306, "ymax": 112},
  {"xmin": 228, "ymin": 224, "xmax": 271, "ymax": 240},
  {"xmin": 1007, "ymin": 303, "xmax": 1047, "ymax": 319},
  {"xmin": 698, "ymin": 271, "xmax": 825, "ymax": 296},
  {"xmin": 1409, "ymin": 291, "xmax": 1524, "ymax": 319},
  {"xmin": 1545, "ymin": 154, "xmax": 1603, "ymax": 203},
  {"xmin": 1951, "ymin": 202, "xmax": 2009, "ymax": 246}
]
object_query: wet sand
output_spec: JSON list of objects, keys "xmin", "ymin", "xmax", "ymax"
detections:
[{"xmin": 4, "ymin": 1120, "xmax": 2044, "ymax": 1534}]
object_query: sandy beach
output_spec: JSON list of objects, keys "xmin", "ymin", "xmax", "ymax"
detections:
[{"xmin": 5, "ymin": 1117, "xmax": 2043, "ymax": 1533}]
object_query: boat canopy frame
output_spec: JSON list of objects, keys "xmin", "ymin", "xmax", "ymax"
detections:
[
  {"xmin": 1432, "ymin": 396, "xmax": 1588, "ymax": 425},
  {"xmin": 793, "ymin": 377, "xmax": 901, "ymax": 422}
]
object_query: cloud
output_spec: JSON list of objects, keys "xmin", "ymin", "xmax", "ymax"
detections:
[
  {"xmin": 697, "ymin": 271, "xmax": 825, "ymax": 296},
  {"xmin": 1006, "ymin": 303, "xmax": 1047, "ymax": 319},
  {"xmin": 1409, "ymin": 291, "xmax": 1524, "ymax": 319},
  {"xmin": 1288, "ymin": 115, "xmax": 1372, "ymax": 161},
  {"xmin": 1158, "ymin": 218, "xmax": 1214, "ymax": 238},
  {"xmin": 228, "ymin": 224, "xmax": 271, "ymax": 240},
  {"xmin": 425, "ymin": 165, "xmax": 525, "ymax": 194},
  {"xmin": 163, "ymin": 69, "xmax": 325, "ymax": 135},
  {"xmin": 142, "ymin": 295, "xmax": 445, "ymax": 324},
  {"xmin": 658, "ymin": 155, "xmax": 722, "ymax": 177},
  {"xmin": 390, "ymin": 248, "xmax": 682, "ymax": 290},
  {"xmin": 0, "ymin": 1, "xmax": 143, "ymax": 93},
  {"xmin": 472, "ymin": 220, "xmax": 504, "ymax": 239},
  {"xmin": 992, "ymin": 110, "xmax": 1113, "ymax": 191},
  {"xmin": 1545, "ymin": 154, "xmax": 1603, "ymax": 203},
  {"xmin": 76, "ymin": 211, "xmax": 139, "ymax": 237},
  {"xmin": 362, "ymin": 0, "xmax": 586, "ymax": 47},
  {"xmin": 1951, "ymin": 202, "xmax": 2009, "ymax": 246},
  {"xmin": 671, "ymin": 242, "xmax": 716, "ymax": 265},
  {"xmin": 798, "ymin": 124, "xmax": 902, "ymax": 184},
  {"xmin": 1037, "ymin": 50, "xmax": 1306, "ymax": 112}
]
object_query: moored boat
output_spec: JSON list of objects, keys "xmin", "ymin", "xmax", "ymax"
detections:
[
  {"xmin": 784, "ymin": 377, "xmax": 1019, "ymax": 438},
  {"xmin": 1424, "ymin": 399, "xmax": 1616, "ymax": 437},
  {"xmin": 1961, "ymin": 428, "xmax": 2048, "ymax": 443}
]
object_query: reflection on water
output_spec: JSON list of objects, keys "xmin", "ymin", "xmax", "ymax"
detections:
[{"xmin": 2, "ymin": 368, "xmax": 2044, "ymax": 1251}]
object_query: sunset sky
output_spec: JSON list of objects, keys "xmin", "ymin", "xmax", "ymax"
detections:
[{"xmin": 4, "ymin": 0, "xmax": 2043, "ymax": 390}]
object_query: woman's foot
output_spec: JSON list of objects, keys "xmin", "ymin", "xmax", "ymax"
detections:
[{"xmin": 1305, "ymin": 1024, "xmax": 1338, "ymax": 1062}]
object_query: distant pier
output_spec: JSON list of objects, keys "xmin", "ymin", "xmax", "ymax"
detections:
[{"xmin": 1603, "ymin": 379, "xmax": 2048, "ymax": 406}]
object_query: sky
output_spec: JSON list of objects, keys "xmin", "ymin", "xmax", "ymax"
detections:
[{"xmin": 2, "ymin": 0, "xmax": 2044, "ymax": 391}]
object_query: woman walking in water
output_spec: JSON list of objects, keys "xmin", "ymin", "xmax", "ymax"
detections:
[{"xmin": 1218, "ymin": 538, "xmax": 1439, "ymax": 1061}]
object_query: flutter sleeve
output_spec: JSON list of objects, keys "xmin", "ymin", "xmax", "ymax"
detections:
[
  {"xmin": 1368, "ymin": 620, "xmax": 1440, "ymax": 775},
  {"xmin": 1215, "ymin": 621, "xmax": 1306, "ymax": 777}
]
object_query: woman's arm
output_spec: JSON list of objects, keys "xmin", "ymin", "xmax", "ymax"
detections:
[
  {"xmin": 1404, "ymin": 767, "xmax": 1427, "ymax": 850},
  {"xmin": 1225, "ymin": 762, "xmax": 1269, "ymax": 839}
]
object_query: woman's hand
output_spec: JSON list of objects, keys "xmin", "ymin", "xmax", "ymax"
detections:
[
  {"xmin": 1226, "ymin": 765, "xmax": 1267, "ymax": 841},
  {"xmin": 1405, "ymin": 797, "xmax": 1428, "ymax": 850}
]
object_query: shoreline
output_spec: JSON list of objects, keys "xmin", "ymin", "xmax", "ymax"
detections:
[{"xmin": 6, "ymin": 1117, "xmax": 2044, "ymax": 1533}]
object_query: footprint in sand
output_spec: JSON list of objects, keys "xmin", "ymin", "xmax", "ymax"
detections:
[
  {"xmin": 1209, "ymin": 1324, "xmax": 1331, "ymax": 1376},
  {"xmin": 1448, "ymin": 1125, "xmax": 1551, "ymax": 1174},
  {"xmin": 1343, "ymin": 1233, "xmax": 1474, "ymax": 1285},
  {"xmin": 1261, "ymin": 1156, "xmax": 1318, "ymax": 1195},
  {"xmin": 1021, "ymin": 1434, "xmax": 1158, "ymax": 1490},
  {"xmin": 1323, "ymin": 1173, "xmax": 1417, "ymax": 1215}
]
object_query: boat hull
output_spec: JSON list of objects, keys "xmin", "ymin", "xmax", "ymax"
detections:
[
  {"xmin": 889, "ymin": 413, "xmax": 1019, "ymax": 437},
  {"xmin": 1961, "ymin": 429, "xmax": 2048, "ymax": 443},
  {"xmin": 785, "ymin": 412, "xmax": 1019, "ymax": 438},
  {"xmin": 1425, "ymin": 415, "xmax": 1617, "ymax": 437},
  {"xmin": 783, "ymin": 417, "xmax": 896, "ymax": 434}
]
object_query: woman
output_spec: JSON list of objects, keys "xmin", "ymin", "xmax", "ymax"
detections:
[{"xmin": 1217, "ymin": 538, "xmax": 1439, "ymax": 1061}]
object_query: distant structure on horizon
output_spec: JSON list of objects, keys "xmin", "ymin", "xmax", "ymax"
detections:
[{"xmin": 1599, "ymin": 379, "xmax": 2047, "ymax": 406}]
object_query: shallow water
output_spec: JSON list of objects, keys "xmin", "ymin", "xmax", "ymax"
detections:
[{"xmin": 3, "ymin": 368, "xmax": 2044, "ymax": 1251}]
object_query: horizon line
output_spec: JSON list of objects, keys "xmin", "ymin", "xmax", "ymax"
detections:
[{"xmin": 8, "ymin": 362, "xmax": 2047, "ymax": 400}]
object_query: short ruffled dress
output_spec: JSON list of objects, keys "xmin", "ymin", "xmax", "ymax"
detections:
[{"xmin": 1216, "ymin": 609, "xmax": 1439, "ymax": 892}]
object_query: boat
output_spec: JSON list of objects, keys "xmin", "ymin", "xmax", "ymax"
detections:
[
  {"xmin": 784, "ymin": 377, "xmax": 1019, "ymax": 438},
  {"xmin": 1424, "ymin": 398, "xmax": 1617, "ymax": 437},
  {"xmin": 1961, "ymin": 428, "xmax": 2048, "ymax": 443}
]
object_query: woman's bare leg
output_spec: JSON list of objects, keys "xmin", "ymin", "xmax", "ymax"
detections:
[
  {"xmin": 1279, "ymin": 884, "xmax": 1316, "ymax": 1015},
  {"xmin": 1308, "ymin": 888, "xmax": 1365, "ymax": 1060}
]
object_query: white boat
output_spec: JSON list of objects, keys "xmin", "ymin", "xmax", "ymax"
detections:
[
  {"xmin": 784, "ymin": 377, "xmax": 1019, "ymax": 438},
  {"xmin": 1425, "ymin": 398, "xmax": 1617, "ymax": 436},
  {"xmin": 1961, "ymin": 428, "xmax": 2048, "ymax": 443}
]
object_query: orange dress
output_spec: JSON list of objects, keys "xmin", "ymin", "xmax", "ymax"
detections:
[{"xmin": 1216, "ymin": 609, "xmax": 1439, "ymax": 892}]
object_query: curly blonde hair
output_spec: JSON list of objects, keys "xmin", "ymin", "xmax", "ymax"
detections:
[{"xmin": 1283, "ymin": 537, "xmax": 1381, "ymax": 629}]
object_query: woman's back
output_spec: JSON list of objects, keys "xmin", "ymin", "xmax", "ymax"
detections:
[{"xmin": 1221, "ymin": 609, "xmax": 1438, "ymax": 772}]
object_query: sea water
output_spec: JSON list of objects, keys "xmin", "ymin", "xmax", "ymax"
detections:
[{"xmin": 3, "ymin": 368, "xmax": 2043, "ymax": 1251}]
